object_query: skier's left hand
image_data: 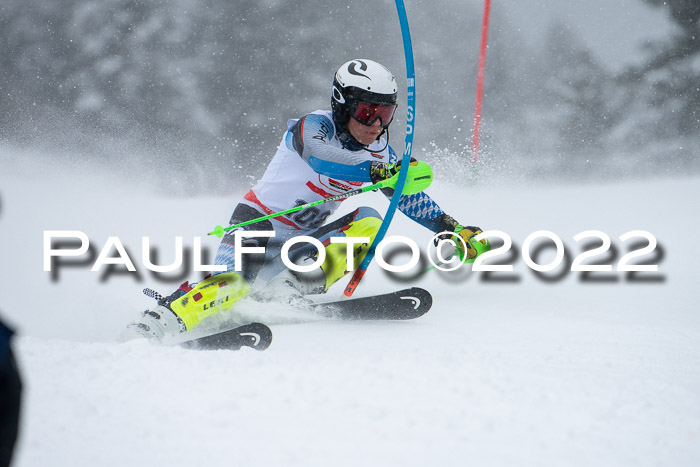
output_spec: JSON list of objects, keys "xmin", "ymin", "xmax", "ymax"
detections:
[
  {"xmin": 434, "ymin": 219, "xmax": 489, "ymax": 260},
  {"xmin": 453, "ymin": 225, "xmax": 489, "ymax": 260}
]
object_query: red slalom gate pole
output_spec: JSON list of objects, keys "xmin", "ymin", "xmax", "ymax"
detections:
[{"xmin": 471, "ymin": 0, "xmax": 491, "ymax": 165}]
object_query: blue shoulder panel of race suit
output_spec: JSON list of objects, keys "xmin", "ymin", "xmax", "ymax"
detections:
[
  {"xmin": 286, "ymin": 113, "xmax": 373, "ymax": 182},
  {"xmin": 307, "ymin": 156, "xmax": 372, "ymax": 182}
]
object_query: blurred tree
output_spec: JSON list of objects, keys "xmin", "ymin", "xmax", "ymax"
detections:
[
  {"xmin": 537, "ymin": 0, "xmax": 699, "ymax": 156},
  {"xmin": 539, "ymin": 23, "xmax": 619, "ymax": 153},
  {"xmin": 0, "ymin": 0, "xmax": 402, "ymax": 177},
  {"xmin": 643, "ymin": 0, "xmax": 700, "ymax": 33},
  {"xmin": 1, "ymin": 0, "xmax": 698, "ymax": 184},
  {"xmin": 617, "ymin": 0, "xmax": 700, "ymax": 139}
]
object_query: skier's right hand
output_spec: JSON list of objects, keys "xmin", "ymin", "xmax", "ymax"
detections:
[
  {"xmin": 369, "ymin": 161, "xmax": 399, "ymax": 183},
  {"xmin": 369, "ymin": 158, "xmax": 418, "ymax": 184}
]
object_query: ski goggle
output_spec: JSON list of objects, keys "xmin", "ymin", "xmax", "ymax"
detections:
[{"xmin": 351, "ymin": 101, "xmax": 397, "ymax": 127}]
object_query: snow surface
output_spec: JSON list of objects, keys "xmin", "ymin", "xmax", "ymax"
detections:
[{"xmin": 1, "ymin": 147, "xmax": 699, "ymax": 467}]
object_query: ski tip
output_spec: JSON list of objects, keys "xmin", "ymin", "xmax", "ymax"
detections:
[
  {"xmin": 319, "ymin": 287, "xmax": 432, "ymax": 320},
  {"xmin": 180, "ymin": 322, "xmax": 273, "ymax": 351}
]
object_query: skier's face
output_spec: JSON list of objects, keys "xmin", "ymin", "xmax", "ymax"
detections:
[{"xmin": 348, "ymin": 116, "xmax": 384, "ymax": 145}]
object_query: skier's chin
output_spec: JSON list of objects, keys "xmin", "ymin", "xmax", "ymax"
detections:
[{"xmin": 358, "ymin": 132, "xmax": 381, "ymax": 145}]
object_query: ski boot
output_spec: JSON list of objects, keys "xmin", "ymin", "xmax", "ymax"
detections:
[
  {"xmin": 123, "ymin": 272, "xmax": 250, "ymax": 341},
  {"xmin": 123, "ymin": 304, "xmax": 185, "ymax": 341},
  {"xmin": 261, "ymin": 255, "xmax": 327, "ymax": 308}
]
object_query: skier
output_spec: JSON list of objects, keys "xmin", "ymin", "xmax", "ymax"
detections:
[{"xmin": 126, "ymin": 59, "xmax": 488, "ymax": 340}]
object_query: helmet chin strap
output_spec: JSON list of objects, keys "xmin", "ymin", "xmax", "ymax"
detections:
[
  {"xmin": 337, "ymin": 127, "xmax": 364, "ymax": 151},
  {"xmin": 364, "ymin": 127, "xmax": 389, "ymax": 153}
]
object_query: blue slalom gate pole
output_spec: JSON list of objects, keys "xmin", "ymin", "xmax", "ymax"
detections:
[{"xmin": 344, "ymin": 0, "xmax": 416, "ymax": 297}]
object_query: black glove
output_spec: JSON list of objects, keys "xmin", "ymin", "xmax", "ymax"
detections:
[
  {"xmin": 369, "ymin": 158, "xmax": 417, "ymax": 184},
  {"xmin": 434, "ymin": 215, "xmax": 487, "ymax": 260},
  {"xmin": 369, "ymin": 161, "xmax": 398, "ymax": 184}
]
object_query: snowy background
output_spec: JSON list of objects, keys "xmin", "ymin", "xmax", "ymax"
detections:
[
  {"xmin": 1, "ymin": 0, "xmax": 700, "ymax": 466},
  {"xmin": 2, "ymin": 0, "xmax": 699, "ymax": 183}
]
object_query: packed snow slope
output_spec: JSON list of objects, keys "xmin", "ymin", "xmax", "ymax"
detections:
[{"xmin": 1, "ymin": 149, "xmax": 699, "ymax": 467}]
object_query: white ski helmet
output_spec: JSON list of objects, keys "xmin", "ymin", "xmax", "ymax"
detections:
[{"xmin": 331, "ymin": 59, "xmax": 398, "ymax": 143}]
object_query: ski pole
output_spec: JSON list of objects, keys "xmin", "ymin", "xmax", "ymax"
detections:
[
  {"xmin": 207, "ymin": 161, "xmax": 433, "ymax": 238},
  {"xmin": 344, "ymin": 0, "xmax": 416, "ymax": 298}
]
